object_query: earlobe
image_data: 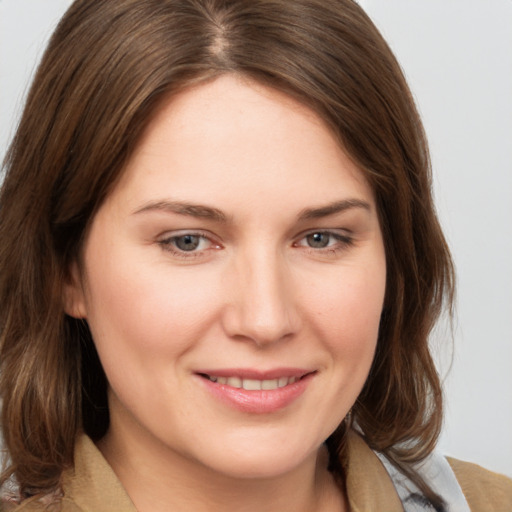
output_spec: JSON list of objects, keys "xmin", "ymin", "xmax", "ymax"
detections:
[{"xmin": 62, "ymin": 262, "xmax": 87, "ymax": 319}]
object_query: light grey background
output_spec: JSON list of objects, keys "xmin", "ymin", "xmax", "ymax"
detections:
[{"xmin": 1, "ymin": 0, "xmax": 511, "ymax": 477}]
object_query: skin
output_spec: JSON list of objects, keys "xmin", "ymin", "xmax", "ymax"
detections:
[{"xmin": 66, "ymin": 75, "xmax": 387, "ymax": 512}]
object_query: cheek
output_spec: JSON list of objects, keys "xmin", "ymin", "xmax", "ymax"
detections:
[
  {"xmin": 304, "ymin": 259, "xmax": 386, "ymax": 379},
  {"xmin": 310, "ymin": 264, "xmax": 385, "ymax": 334},
  {"xmin": 82, "ymin": 247, "xmax": 222, "ymax": 361}
]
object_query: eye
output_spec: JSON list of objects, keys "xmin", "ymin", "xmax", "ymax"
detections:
[
  {"xmin": 158, "ymin": 232, "xmax": 219, "ymax": 256},
  {"xmin": 295, "ymin": 230, "xmax": 354, "ymax": 252},
  {"xmin": 173, "ymin": 234, "xmax": 202, "ymax": 252},
  {"xmin": 305, "ymin": 232, "xmax": 333, "ymax": 248}
]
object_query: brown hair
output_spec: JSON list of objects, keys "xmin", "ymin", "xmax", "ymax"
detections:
[{"xmin": 0, "ymin": 0, "xmax": 454, "ymax": 506}]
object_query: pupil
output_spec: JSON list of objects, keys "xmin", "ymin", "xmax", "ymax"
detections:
[
  {"xmin": 307, "ymin": 233, "xmax": 329, "ymax": 248},
  {"xmin": 176, "ymin": 235, "xmax": 200, "ymax": 251}
]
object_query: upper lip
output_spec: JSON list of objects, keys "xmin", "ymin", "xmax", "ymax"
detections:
[{"xmin": 195, "ymin": 368, "xmax": 315, "ymax": 380}]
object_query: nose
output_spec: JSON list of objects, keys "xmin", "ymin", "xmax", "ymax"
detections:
[{"xmin": 221, "ymin": 248, "xmax": 301, "ymax": 347}]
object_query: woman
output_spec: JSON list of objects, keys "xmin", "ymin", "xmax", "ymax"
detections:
[{"xmin": 0, "ymin": 0, "xmax": 510, "ymax": 511}]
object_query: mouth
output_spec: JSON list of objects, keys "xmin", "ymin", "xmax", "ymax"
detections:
[
  {"xmin": 199, "ymin": 374, "xmax": 304, "ymax": 390},
  {"xmin": 196, "ymin": 369, "xmax": 315, "ymax": 413}
]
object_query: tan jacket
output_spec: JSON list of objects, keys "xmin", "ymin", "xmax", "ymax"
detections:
[{"xmin": 9, "ymin": 432, "xmax": 512, "ymax": 511}]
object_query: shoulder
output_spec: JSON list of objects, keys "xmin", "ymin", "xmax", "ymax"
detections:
[
  {"xmin": 2, "ymin": 494, "xmax": 82, "ymax": 512},
  {"xmin": 3, "ymin": 435, "xmax": 135, "ymax": 512},
  {"xmin": 448, "ymin": 457, "xmax": 512, "ymax": 511}
]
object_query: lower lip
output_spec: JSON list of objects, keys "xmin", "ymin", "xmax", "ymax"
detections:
[{"xmin": 198, "ymin": 374, "xmax": 313, "ymax": 414}]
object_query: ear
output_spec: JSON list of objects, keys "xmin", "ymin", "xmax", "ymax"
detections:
[{"xmin": 62, "ymin": 261, "xmax": 87, "ymax": 319}]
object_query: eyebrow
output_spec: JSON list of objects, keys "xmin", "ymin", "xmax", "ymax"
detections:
[
  {"xmin": 297, "ymin": 199, "xmax": 371, "ymax": 220},
  {"xmin": 132, "ymin": 200, "xmax": 228, "ymax": 223},
  {"xmin": 132, "ymin": 198, "xmax": 370, "ymax": 223}
]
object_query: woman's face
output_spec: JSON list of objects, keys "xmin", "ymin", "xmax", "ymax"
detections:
[{"xmin": 67, "ymin": 75, "xmax": 386, "ymax": 479}]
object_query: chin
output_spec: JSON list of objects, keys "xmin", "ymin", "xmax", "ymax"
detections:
[
  {"xmin": 208, "ymin": 455, "xmax": 310, "ymax": 480},
  {"xmin": 190, "ymin": 435, "xmax": 320, "ymax": 480}
]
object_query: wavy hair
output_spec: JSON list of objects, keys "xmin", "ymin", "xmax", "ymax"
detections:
[{"xmin": 0, "ymin": 0, "xmax": 454, "ymax": 506}]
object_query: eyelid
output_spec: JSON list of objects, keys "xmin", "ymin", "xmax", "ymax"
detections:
[
  {"xmin": 294, "ymin": 227, "xmax": 353, "ymax": 242},
  {"xmin": 293, "ymin": 229, "xmax": 355, "ymax": 253},
  {"xmin": 155, "ymin": 228, "xmax": 354, "ymax": 260},
  {"xmin": 157, "ymin": 230, "xmax": 223, "ymax": 258},
  {"xmin": 157, "ymin": 228, "xmax": 220, "ymax": 242}
]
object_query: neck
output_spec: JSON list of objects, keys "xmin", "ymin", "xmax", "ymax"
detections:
[{"xmin": 97, "ymin": 420, "xmax": 346, "ymax": 512}]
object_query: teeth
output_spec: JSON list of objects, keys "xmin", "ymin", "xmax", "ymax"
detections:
[
  {"xmin": 227, "ymin": 377, "xmax": 242, "ymax": 388},
  {"xmin": 207, "ymin": 375, "xmax": 299, "ymax": 390},
  {"xmin": 278, "ymin": 377, "xmax": 288, "ymax": 387},
  {"xmin": 261, "ymin": 379, "xmax": 278, "ymax": 390},
  {"xmin": 243, "ymin": 379, "xmax": 261, "ymax": 390}
]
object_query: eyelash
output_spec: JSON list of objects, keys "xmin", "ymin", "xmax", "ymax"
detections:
[
  {"xmin": 293, "ymin": 230, "xmax": 354, "ymax": 256},
  {"xmin": 157, "ymin": 230, "xmax": 354, "ymax": 259},
  {"xmin": 158, "ymin": 232, "xmax": 219, "ymax": 259}
]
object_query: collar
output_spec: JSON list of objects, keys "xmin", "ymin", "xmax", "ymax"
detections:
[
  {"xmin": 62, "ymin": 431, "xmax": 403, "ymax": 511},
  {"xmin": 61, "ymin": 435, "xmax": 137, "ymax": 511},
  {"xmin": 344, "ymin": 430, "xmax": 404, "ymax": 512}
]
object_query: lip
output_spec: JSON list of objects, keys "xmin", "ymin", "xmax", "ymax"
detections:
[{"xmin": 195, "ymin": 367, "xmax": 315, "ymax": 414}]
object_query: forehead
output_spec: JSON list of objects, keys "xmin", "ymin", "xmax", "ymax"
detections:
[{"xmin": 108, "ymin": 74, "xmax": 374, "ymax": 216}]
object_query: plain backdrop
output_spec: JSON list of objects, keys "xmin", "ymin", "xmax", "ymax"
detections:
[{"xmin": 1, "ymin": 0, "xmax": 511, "ymax": 478}]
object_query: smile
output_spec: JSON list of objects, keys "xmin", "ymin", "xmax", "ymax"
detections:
[
  {"xmin": 196, "ymin": 369, "xmax": 314, "ymax": 413},
  {"xmin": 203, "ymin": 375, "xmax": 299, "ymax": 390}
]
